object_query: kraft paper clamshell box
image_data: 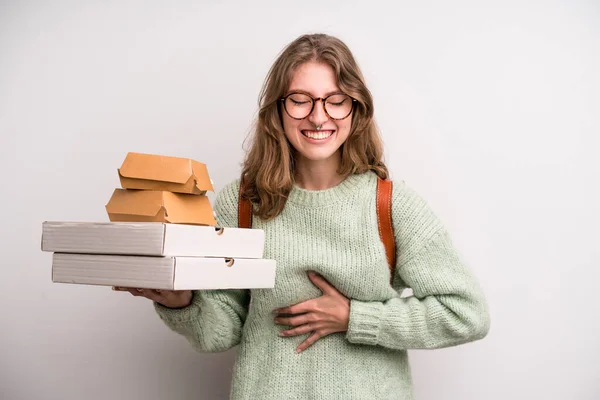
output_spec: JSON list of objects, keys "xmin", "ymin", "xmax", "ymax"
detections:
[
  {"xmin": 51, "ymin": 253, "xmax": 277, "ymax": 290},
  {"xmin": 41, "ymin": 221, "xmax": 265, "ymax": 258},
  {"xmin": 118, "ymin": 152, "xmax": 214, "ymax": 195},
  {"xmin": 105, "ymin": 189, "xmax": 217, "ymax": 226}
]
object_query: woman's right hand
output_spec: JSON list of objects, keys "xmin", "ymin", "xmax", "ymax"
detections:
[{"xmin": 113, "ymin": 287, "xmax": 193, "ymax": 309}]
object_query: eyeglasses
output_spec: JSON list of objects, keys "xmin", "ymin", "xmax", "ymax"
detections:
[{"xmin": 279, "ymin": 91, "xmax": 357, "ymax": 120}]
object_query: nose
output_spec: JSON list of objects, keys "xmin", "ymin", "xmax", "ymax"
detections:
[{"xmin": 308, "ymin": 98, "xmax": 328, "ymax": 126}]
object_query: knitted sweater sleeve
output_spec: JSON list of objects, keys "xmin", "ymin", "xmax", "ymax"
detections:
[
  {"xmin": 346, "ymin": 182, "xmax": 491, "ymax": 350},
  {"xmin": 153, "ymin": 180, "xmax": 250, "ymax": 353}
]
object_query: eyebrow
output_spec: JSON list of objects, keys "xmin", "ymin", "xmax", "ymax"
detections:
[{"xmin": 285, "ymin": 89, "xmax": 343, "ymax": 97}]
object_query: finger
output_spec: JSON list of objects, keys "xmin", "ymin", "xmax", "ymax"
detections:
[
  {"xmin": 274, "ymin": 313, "xmax": 316, "ymax": 327},
  {"xmin": 137, "ymin": 289, "xmax": 165, "ymax": 302},
  {"xmin": 113, "ymin": 286, "xmax": 142, "ymax": 293},
  {"xmin": 125, "ymin": 288, "xmax": 143, "ymax": 297},
  {"xmin": 280, "ymin": 323, "xmax": 321, "ymax": 337},
  {"xmin": 121, "ymin": 288, "xmax": 163, "ymax": 301},
  {"xmin": 307, "ymin": 272, "xmax": 335, "ymax": 295},
  {"xmin": 296, "ymin": 331, "xmax": 323, "ymax": 353},
  {"xmin": 274, "ymin": 299, "xmax": 318, "ymax": 315}
]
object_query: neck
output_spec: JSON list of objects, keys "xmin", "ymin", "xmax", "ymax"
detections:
[{"xmin": 294, "ymin": 152, "xmax": 344, "ymax": 190}]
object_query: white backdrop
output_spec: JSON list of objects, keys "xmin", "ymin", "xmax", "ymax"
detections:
[{"xmin": 1, "ymin": 1, "xmax": 598, "ymax": 399}]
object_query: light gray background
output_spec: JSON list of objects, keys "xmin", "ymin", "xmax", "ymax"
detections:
[{"xmin": 1, "ymin": 1, "xmax": 598, "ymax": 399}]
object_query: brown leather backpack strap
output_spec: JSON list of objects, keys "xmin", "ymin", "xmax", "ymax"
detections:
[
  {"xmin": 238, "ymin": 179, "xmax": 253, "ymax": 229},
  {"xmin": 376, "ymin": 177, "xmax": 396, "ymax": 283}
]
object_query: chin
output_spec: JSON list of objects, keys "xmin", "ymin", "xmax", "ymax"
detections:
[{"xmin": 296, "ymin": 148, "xmax": 340, "ymax": 162}]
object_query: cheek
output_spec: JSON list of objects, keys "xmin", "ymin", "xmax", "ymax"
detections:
[
  {"xmin": 282, "ymin": 115, "xmax": 300, "ymax": 140},
  {"xmin": 337, "ymin": 117, "xmax": 352, "ymax": 137}
]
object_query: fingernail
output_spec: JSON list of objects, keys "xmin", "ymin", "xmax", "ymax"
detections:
[{"xmin": 296, "ymin": 348, "xmax": 301, "ymax": 354}]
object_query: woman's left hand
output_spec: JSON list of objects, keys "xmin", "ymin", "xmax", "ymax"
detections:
[{"xmin": 274, "ymin": 271, "xmax": 350, "ymax": 353}]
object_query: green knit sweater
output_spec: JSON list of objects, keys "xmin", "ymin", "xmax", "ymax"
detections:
[{"xmin": 154, "ymin": 171, "xmax": 490, "ymax": 399}]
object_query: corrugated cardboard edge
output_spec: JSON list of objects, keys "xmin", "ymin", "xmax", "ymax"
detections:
[
  {"xmin": 51, "ymin": 252, "xmax": 57, "ymax": 282},
  {"xmin": 172, "ymin": 257, "xmax": 177, "ymax": 289},
  {"xmin": 161, "ymin": 223, "xmax": 167, "ymax": 255},
  {"xmin": 40, "ymin": 221, "xmax": 46, "ymax": 251}
]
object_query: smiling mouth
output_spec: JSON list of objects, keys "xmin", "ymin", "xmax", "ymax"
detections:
[{"xmin": 301, "ymin": 130, "xmax": 334, "ymax": 140}]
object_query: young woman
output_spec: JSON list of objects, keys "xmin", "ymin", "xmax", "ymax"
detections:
[{"xmin": 122, "ymin": 33, "xmax": 490, "ymax": 399}]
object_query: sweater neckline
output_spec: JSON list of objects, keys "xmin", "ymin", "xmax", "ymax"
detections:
[{"xmin": 285, "ymin": 172, "xmax": 372, "ymax": 208}]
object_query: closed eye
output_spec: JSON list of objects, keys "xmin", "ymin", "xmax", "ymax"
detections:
[{"xmin": 291, "ymin": 99, "xmax": 310, "ymax": 105}]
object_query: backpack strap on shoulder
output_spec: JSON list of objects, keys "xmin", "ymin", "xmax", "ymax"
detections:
[
  {"xmin": 238, "ymin": 178, "xmax": 253, "ymax": 229},
  {"xmin": 376, "ymin": 177, "xmax": 396, "ymax": 283}
]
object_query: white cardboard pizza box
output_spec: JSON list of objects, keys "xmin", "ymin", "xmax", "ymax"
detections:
[
  {"xmin": 51, "ymin": 253, "xmax": 277, "ymax": 290},
  {"xmin": 41, "ymin": 221, "xmax": 265, "ymax": 259}
]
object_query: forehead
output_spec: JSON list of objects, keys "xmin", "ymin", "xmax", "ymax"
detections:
[{"xmin": 288, "ymin": 61, "xmax": 340, "ymax": 96}]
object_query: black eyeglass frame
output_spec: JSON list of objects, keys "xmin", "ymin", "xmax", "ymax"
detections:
[{"xmin": 279, "ymin": 90, "xmax": 357, "ymax": 120}]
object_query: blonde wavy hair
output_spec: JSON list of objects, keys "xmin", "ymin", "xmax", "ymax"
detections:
[{"xmin": 241, "ymin": 33, "xmax": 389, "ymax": 221}]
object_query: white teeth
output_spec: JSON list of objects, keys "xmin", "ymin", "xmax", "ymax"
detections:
[{"xmin": 303, "ymin": 131, "xmax": 332, "ymax": 140}]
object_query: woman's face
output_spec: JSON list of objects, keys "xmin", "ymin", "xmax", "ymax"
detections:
[{"xmin": 281, "ymin": 61, "xmax": 353, "ymax": 164}]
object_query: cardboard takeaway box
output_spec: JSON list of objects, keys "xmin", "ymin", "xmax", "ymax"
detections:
[
  {"xmin": 105, "ymin": 189, "xmax": 217, "ymax": 226},
  {"xmin": 118, "ymin": 152, "xmax": 214, "ymax": 195},
  {"xmin": 105, "ymin": 152, "xmax": 217, "ymax": 226}
]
